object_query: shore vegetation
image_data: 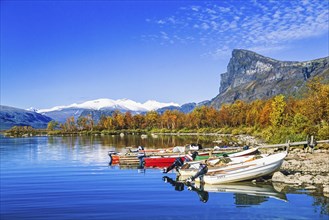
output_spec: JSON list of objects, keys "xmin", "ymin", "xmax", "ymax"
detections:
[{"xmin": 3, "ymin": 79, "xmax": 328, "ymax": 144}]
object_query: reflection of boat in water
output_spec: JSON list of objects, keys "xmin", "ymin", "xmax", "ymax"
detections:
[
  {"xmin": 163, "ymin": 176, "xmax": 209, "ymax": 203},
  {"xmin": 163, "ymin": 176, "xmax": 185, "ymax": 191},
  {"xmin": 192, "ymin": 181, "xmax": 288, "ymax": 203},
  {"xmin": 163, "ymin": 176, "xmax": 287, "ymax": 204}
]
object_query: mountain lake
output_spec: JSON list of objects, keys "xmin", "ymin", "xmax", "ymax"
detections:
[{"xmin": 1, "ymin": 134, "xmax": 328, "ymax": 220}]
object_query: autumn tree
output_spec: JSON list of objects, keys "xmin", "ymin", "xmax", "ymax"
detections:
[
  {"xmin": 229, "ymin": 100, "xmax": 247, "ymax": 126},
  {"xmin": 77, "ymin": 116, "xmax": 88, "ymax": 130},
  {"xmin": 104, "ymin": 116, "xmax": 114, "ymax": 130},
  {"xmin": 301, "ymin": 78, "xmax": 329, "ymax": 125},
  {"xmin": 145, "ymin": 111, "xmax": 159, "ymax": 129},
  {"xmin": 47, "ymin": 120, "xmax": 58, "ymax": 131},
  {"xmin": 112, "ymin": 111, "xmax": 125, "ymax": 129},
  {"xmin": 132, "ymin": 114, "xmax": 145, "ymax": 129},
  {"xmin": 218, "ymin": 104, "xmax": 231, "ymax": 127},
  {"xmin": 63, "ymin": 116, "xmax": 76, "ymax": 132},
  {"xmin": 259, "ymin": 100, "xmax": 272, "ymax": 127},
  {"xmin": 124, "ymin": 112, "xmax": 133, "ymax": 129},
  {"xmin": 270, "ymin": 95, "xmax": 286, "ymax": 127},
  {"xmin": 161, "ymin": 110, "xmax": 176, "ymax": 129},
  {"xmin": 246, "ymin": 100, "xmax": 264, "ymax": 127},
  {"xmin": 97, "ymin": 115, "xmax": 107, "ymax": 130}
]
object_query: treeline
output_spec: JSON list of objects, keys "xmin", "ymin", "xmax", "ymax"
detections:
[
  {"xmin": 6, "ymin": 79, "xmax": 329, "ymax": 143},
  {"xmin": 49, "ymin": 79, "xmax": 328, "ymax": 143}
]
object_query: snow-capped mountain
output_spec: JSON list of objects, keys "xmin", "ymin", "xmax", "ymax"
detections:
[
  {"xmin": 32, "ymin": 98, "xmax": 181, "ymax": 123},
  {"xmin": 37, "ymin": 98, "xmax": 180, "ymax": 113},
  {"xmin": 0, "ymin": 99, "xmax": 201, "ymax": 128}
]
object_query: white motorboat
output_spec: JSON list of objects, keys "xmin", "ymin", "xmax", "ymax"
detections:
[{"xmin": 195, "ymin": 151, "xmax": 287, "ymax": 184}]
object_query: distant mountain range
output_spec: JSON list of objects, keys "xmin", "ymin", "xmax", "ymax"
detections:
[
  {"xmin": 1, "ymin": 49, "xmax": 328, "ymax": 130},
  {"xmin": 35, "ymin": 98, "xmax": 197, "ymax": 123},
  {"xmin": 0, "ymin": 99, "xmax": 200, "ymax": 129},
  {"xmin": 0, "ymin": 106, "xmax": 52, "ymax": 130},
  {"xmin": 37, "ymin": 98, "xmax": 180, "ymax": 113}
]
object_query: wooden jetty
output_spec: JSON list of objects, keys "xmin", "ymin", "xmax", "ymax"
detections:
[{"xmin": 256, "ymin": 136, "xmax": 329, "ymax": 152}]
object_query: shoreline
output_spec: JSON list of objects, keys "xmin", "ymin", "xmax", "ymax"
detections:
[
  {"xmin": 271, "ymin": 148, "xmax": 329, "ymax": 197},
  {"xmin": 2, "ymin": 130, "xmax": 328, "ymax": 196}
]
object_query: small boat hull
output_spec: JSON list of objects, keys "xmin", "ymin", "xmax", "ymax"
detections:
[
  {"xmin": 178, "ymin": 154, "xmax": 266, "ymax": 176},
  {"xmin": 144, "ymin": 157, "xmax": 186, "ymax": 168},
  {"xmin": 198, "ymin": 151, "xmax": 287, "ymax": 184}
]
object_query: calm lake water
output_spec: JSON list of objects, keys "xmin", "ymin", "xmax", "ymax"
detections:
[{"xmin": 0, "ymin": 135, "xmax": 328, "ymax": 220}]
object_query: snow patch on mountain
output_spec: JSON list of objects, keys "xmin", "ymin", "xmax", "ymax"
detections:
[{"xmin": 37, "ymin": 98, "xmax": 180, "ymax": 113}]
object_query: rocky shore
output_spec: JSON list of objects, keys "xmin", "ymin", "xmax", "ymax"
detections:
[
  {"xmin": 269, "ymin": 146, "xmax": 329, "ymax": 197},
  {"xmin": 233, "ymin": 135, "xmax": 329, "ymax": 196}
]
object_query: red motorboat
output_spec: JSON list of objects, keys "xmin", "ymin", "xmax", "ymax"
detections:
[{"xmin": 144, "ymin": 155, "xmax": 187, "ymax": 168}]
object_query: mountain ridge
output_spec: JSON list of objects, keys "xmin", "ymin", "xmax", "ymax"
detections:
[
  {"xmin": 0, "ymin": 105, "xmax": 52, "ymax": 130},
  {"xmin": 34, "ymin": 98, "xmax": 184, "ymax": 123},
  {"xmin": 210, "ymin": 49, "xmax": 329, "ymax": 108},
  {"xmin": 37, "ymin": 98, "xmax": 180, "ymax": 113}
]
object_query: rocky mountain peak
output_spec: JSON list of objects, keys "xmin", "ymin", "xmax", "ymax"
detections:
[
  {"xmin": 211, "ymin": 50, "xmax": 329, "ymax": 108},
  {"xmin": 232, "ymin": 49, "xmax": 268, "ymax": 59},
  {"xmin": 230, "ymin": 49, "xmax": 279, "ymax": 66}
]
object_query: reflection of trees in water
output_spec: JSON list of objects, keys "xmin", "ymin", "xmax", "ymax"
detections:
[
  {"xmin": 47, "ymin": 136, "xmax": 77, "ymax": 148},
  {"xmin": 312, "ymin": 194, "xmax": 329, "ymax": 215},
  {"xmin": 46, "ymin": 134, "xmax": 220, "ymax": 150},
  {"xmin": 234, "ymin": 194, "xmax": 268, "ymax": 207},
  {"xmin": 273, "ymin": 182, "xmax": 329, "ymax": 216},
  {"xmin": 140, "ymin": 135, "xmax": 218, "ymax": 148}
]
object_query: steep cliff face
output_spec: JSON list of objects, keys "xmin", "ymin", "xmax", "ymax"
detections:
[{"xmin": 211, "ymin": 49, "xmax": 329, "ymax": 108}]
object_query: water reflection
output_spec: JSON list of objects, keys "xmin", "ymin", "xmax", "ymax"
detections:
[
  {"xmin": 186, "ymin": 181, "xmax": 210, "ymax": 203},
  {"xmin": 134, "ymin": 166, "xmax": 146, "ymax": 174},
  {"xmin": 273, "ymin": 182, "xmax": 329, "ymax": 215},
  {"xmin": 46, "ymin": 134, "xmax": 220, "ymax": 151},
  {"xmin": 162, "ymin": 176, "xmax": 287, "ymax": 205},
  {"xmin": 44, "ymin": 135, "xmax": 222, "ymax": 167}
]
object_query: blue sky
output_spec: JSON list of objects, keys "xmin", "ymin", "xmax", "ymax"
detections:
[{"xmin": 1, "ymin": 0, "xmax": 328, "ymax": 109}]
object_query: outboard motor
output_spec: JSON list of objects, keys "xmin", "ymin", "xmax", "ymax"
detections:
[
  {"xmin": 186, "ymin": 163, "xmax": 208, "ymax": 182},
  {"xmin": 108, "ymin": 150, "xmax": 117, "ymax": 165},
  {"xmin": 189, "ymin": 143, "xmax": 202, "ymax": 151},
  {"xmin": 137, "ymin": 146, "xmax": 146, "ymax": 168},
  {"xmin": 191, "ymin": 151, "xmax": 198, "ymax": 160},
  {"xmin": 163, "ymin": 157, "xmax": 184, "ymax": 173},
  {"xmin": 184, "ymin": 151, "xmax": 199, "ymax": 163}
]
